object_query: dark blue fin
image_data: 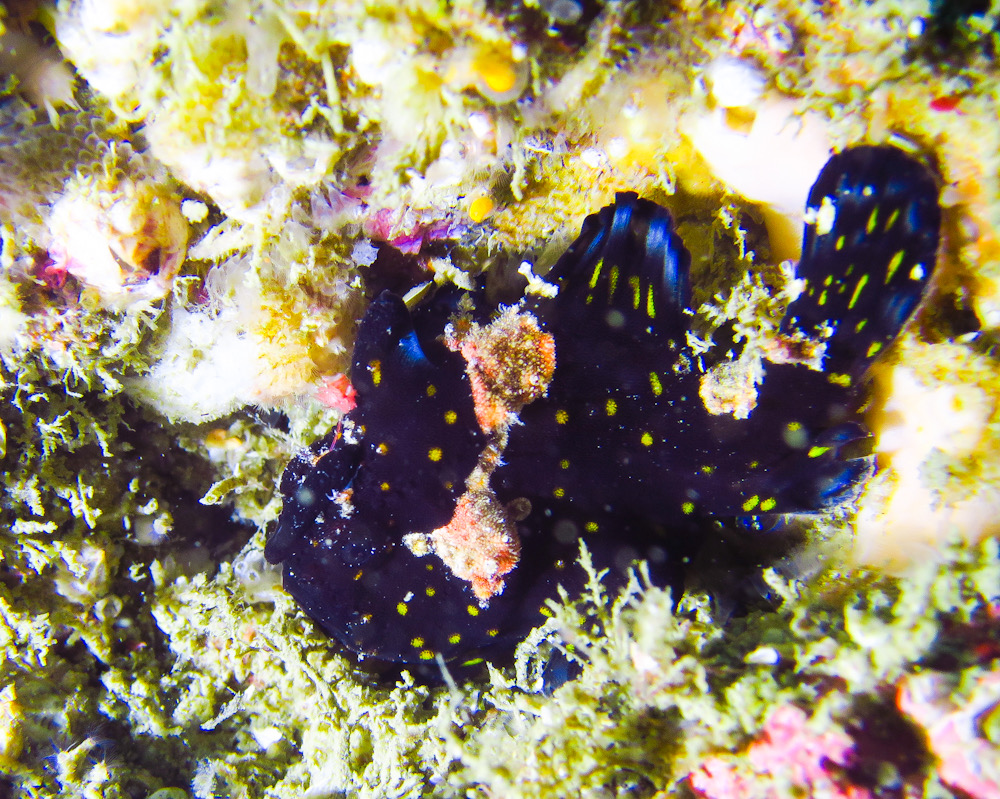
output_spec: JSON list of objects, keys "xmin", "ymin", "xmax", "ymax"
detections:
[
  {"xmin": 540, "ymin": 192, "xmax": 691, "ymax": 342},
  {"xmin": 348, "ymin": 291, "xmax": 485, "ymax": 534},
  {"xmin": 784, "ymin": 145, "xmax": 940, "ymax": 378}
]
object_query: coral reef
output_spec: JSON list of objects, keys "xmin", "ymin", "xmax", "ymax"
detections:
[{"xmin": 0, "ymin": 0, "xmax": 999, "ymax": 796}]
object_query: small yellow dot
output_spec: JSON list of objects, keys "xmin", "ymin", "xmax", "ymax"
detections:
[
  {"xmin": 553, "ymin": 487, "xmax": 565, "ymax": 499},
  {"xmin": 640, "ymin": 432, "xmax": 653, "ymax": 446},
  {"xmin": 426, "ymin": 384, "xmax": 437, "ymax": 397},
  {"xmin": 584, "ymin": 521, "xmax": 599, "ymax": 533},
  {"xmin": 369, "ymin": 360, "xmax": 382, "ymax": 387},
  {"xmin": 419, "ymin": 649, "xmax": 435, "ymax": 661},
  {"xmin": 559, "ymin": 459, "xmax": 570, "ymax": 470},
  {"xmin": 380, "ymin": 481, "xmax": 391, "ymax": 492},
  {"xmin": 539, "ymin": 606, "xmax": 553, "ymax": 618},
  {"xmin": 411, "ymin": 637, "xmax": 425, "ymax": 648},
  {"xmin": 397, "ymin": 602, "xmax": 408, "ymax": 616},
  {"xmin": 742, "ymin": 495, "xmax": 760, "ymax": 512},
  {"xmin": 448, "ymin": 633, "xmax": 462, "ymax": 645},
  {"xmin": 425, "ymin": 586, "xmax": 436, "ymax": 597},
  {"xmin": 376, "ymin": 442, "xmax": 389, "ymax": 455},
  {"xmin": 428, "ymin": 447, "xmax": 443, "ymax": 462},
  {"xmin": 555, "ymin": 409, "xmax": 569, "ymax": 424},
  {"xmin": 444, "ymin": 410, "xmax": 458, "ymax": 424},
  {"xmin": 354, "ymin": 570, "xmax": 364, "ymax": 581},
  {"xmin": 467, "ymin": 604, "xmax": 480, "ymax": 617},
  {"xmin": 487, "ymin": 628, "xmax": 499, "ymax": 637},
  {"xmin": 605, "ymin": 398, "xmax": 618, "ymax": 416},
  {"xmin": 760, "ymin": 497, "xmax": 777, "ymax": 512},
  {"xmin": 682, "ymin": 501, "xmax": 695, "ymax": 515}
]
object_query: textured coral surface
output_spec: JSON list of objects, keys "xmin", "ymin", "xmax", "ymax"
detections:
[{"xmin": 1, "ymin": 1, "xmax": 1000, "ymax": 797}]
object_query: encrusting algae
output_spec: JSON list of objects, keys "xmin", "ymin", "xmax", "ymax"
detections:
[{"xmin": 0, "ymin": 1, "xmax": 999, "ymax": 797}]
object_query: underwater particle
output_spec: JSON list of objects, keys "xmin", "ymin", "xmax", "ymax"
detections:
[
  {"xmin": 541, "ymin": 0, "xmax": 584, "ymax": 26},
  {"xmin": 266, "ymin": 145, "xmax": 941, "ymax": 666}
]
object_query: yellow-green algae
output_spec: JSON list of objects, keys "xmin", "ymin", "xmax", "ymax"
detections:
[{"xmin": 1, "ymin": 0, "xmax": 1000, "ymax": 797}]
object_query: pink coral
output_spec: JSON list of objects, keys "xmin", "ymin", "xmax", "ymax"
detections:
[
  {"xmin": 897, "ymin": 671, "xmax": 1000, "ymax": 799},
  {"xmin": 690, "ymin": 705, "xmax": 873, "ymax": 799}
]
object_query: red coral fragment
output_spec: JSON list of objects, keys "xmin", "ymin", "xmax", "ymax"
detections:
[{"xmin": 317, "ymin": 373, "xmax": 358, "ymax": 413}]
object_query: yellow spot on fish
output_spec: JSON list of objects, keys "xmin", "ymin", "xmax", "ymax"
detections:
[
  {"xmin": 855, "ymin": 319, "xmax": 867, "ymax": 333},
  {"xmin": 589, "ymin": 260, "xmax": 603, "ymax": 289},
  {"xmin": 487, "ymin": 628, "xmax": 499, "ymax": 637},
  {"xmin": 605, "ymin": 398, "xmax": 618, "ymax": 416},
  {"xmin": 867, "ymin": 341, "xmax": 882, "ymax": 357},
  {"xmin": 354, "ymin": 570, "xmax": 364, "ymax": 581},
  {"xmin": 649, "ymin": 372, "xmax": 663, "ymax": 397},
  {"xmin": 397, "ymin": 602, "xmax": 408, "ymax": 616},
  {"xmin": 369, "ymin": 359, "xmax": 382, "ymax": 386},
  {"xmin": 555, "ymin": 409, "xmax": 569, "ymax": 424},
  {"xmin": 866, "ymin": 207, "xmax": 878, "ymax": 234},
  {"xmin": 376, "ymin": 442, "xmax": 389, "ymax": 454},
  {"xmin": 910, "ymin": 264, "xmax": 925, "ymax": 280},
  {"xmin": 848, "ymin": 273, "xmax": 869, "ymax": 310},
  {"xmin": 426, "ymin": 384, "xmax": 437, "ymax": 397},
  {"xmin": 428, "ymin": 447, "xmax": 443, "ymax": 462},
  {"xmin": 640, "ymin": 432, "xmax": 653, "ymax": 446},
  {"xmin": 701, "ymin": 465, "xmax": 716, "ymax": 475},
  {"xmin": 828, "ymin": 373, "xmax": 852, "ymax": 387},
  {"xmin": 467, "ymin": 605, "xmax": 479, "ymax": 617},
  {"xmin": 560, "ymin": 459, "xmax": 570, "ymax": 470},
  {"xmin": 808, "ymin": 445, "xmax": 831, "ymax": 458},
  {"xmin": 444, "ymin": 410, "xmax": 458, "ymax": 424},
  {"xmin": 411, "ymin": 637, "xmax": 425, "ymax": 648},
  {"xmin": 629, "ymin": 275, "xmax": 641, "ymax": 309},
  {"xmin": 449, "ymin": 633, "xmax": 462, "ymax": 645},
  {"xmin": 886, "ymin": 250, "xmax": 905, "ymax": 283},
  {"xmin": 646, "ymin": 285, "xmax": 656, "ymax": 318},
  {"xmin": 742, "ymin": 495, "xmax": 760, "ymax": 512},
  {"xmin": 553, "ymin": 487, "xmax": 565, "ymax": 498},
  {"xmin": 760, "ymin": 497, "xmax": 776, "ymax": 512},
  {"xmin": 585, "ymin": 521, "xmax": 599, "ymax": 532},
  {"xmin": 682, "ymin": 501, "xmax": 695, "ymax": 515},
  {"xmin": 380, "ymin": 481, "xmax": 390, "ymax": 492},
  {"xmin": 836, "ymin": 235, "xmax": 846, "ymax": 251},
  {"xmin": 425, "ymin": 586, "xmax": 436, "ymax": 597},
  {"xmin": 818, "ymin": 290, "xmax": 828, "ymax": 306},
  {"xmin": 608, "ymin": 264, "xmax": 619, "ymax": 299},
  {"xmin": 419, "ymin": 649, "xmax": 435, "ymax": 661}
]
